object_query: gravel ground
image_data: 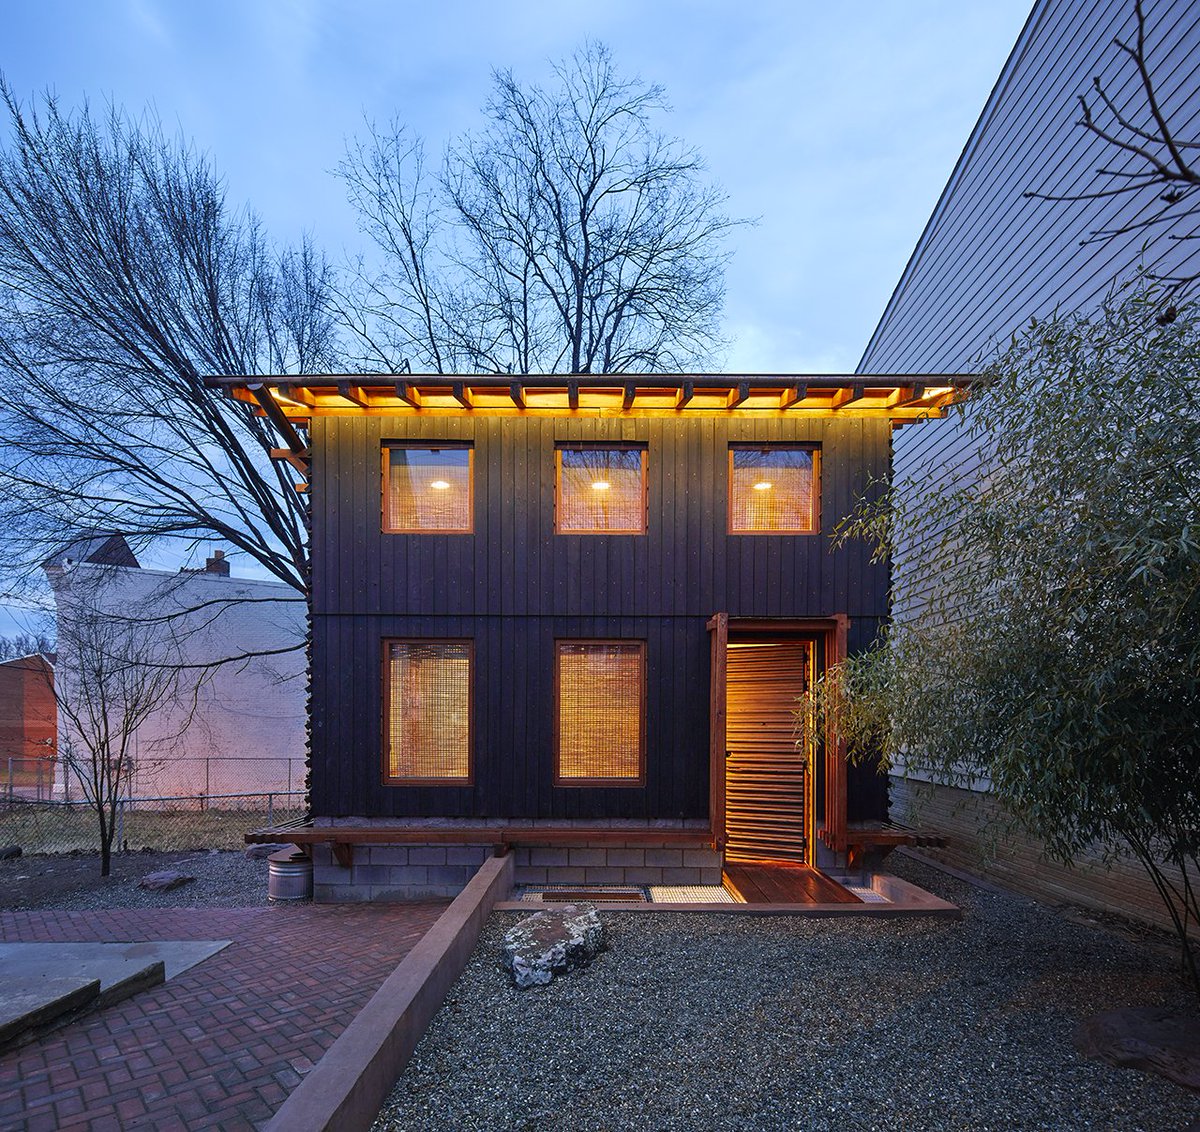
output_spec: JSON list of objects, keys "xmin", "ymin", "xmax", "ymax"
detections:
[
  {"xmin": 373, "ymin": 856, "xmax": 1200, "ymax": 1132},
  {"xmin": 0, "ymin": 847, "xmax": 274, "ymax": 910}
]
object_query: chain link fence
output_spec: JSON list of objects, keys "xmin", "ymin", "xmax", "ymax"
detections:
[
  {"xmin": 0, "ymin": 791, "xmax": 307, "ymax": 854},
  {"xmin": 1, "ymin": 755, "xmax": 305, "ymax": 802}
]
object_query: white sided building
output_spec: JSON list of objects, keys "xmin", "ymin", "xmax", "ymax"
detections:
[{"xmin": 46, "ymin": 535, "xmax": 306, "ymax": 803}]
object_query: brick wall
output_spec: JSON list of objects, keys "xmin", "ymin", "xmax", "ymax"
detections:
[{"xmin": 0, "ymin": 655, "xmax": 56, "ymax": 789}]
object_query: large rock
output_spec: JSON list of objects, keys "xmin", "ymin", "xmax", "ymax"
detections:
[
  {"xmin": 137, "ymin": 870, "xmax": 195, "ymax": 892},
  {"xmin": 501, "ymin": 904, "xmax": 606, "ymax": 989},
  {"xmin": 1075, "ymin": 1006, "xmax": 1200, "ymax": 1093}
]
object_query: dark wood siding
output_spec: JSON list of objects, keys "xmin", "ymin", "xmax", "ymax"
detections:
[{"xmin": 311, "ymin": 414, "xmax": 891, "ymax": 819}]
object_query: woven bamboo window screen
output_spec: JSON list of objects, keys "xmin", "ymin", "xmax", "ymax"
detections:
[
  {"xmin": 729, "ymin": 446, "xmax": 816, "ymax": 532},
  {"xmin": 556, "ymin": 641, "xmax": 645, "ymax": 781},
  {"xmin": 385, "ymin": 641, "xmax": 472, "ymax": 781},
  {"xmin": 386, "ymin": 446, "xmax": 472, "ymax": 531},
  {"xmin": 557, "ymin": 447, "xmax": 645, "ymax": 533}
]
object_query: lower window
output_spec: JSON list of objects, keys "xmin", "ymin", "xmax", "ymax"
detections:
[
  {"xmin": 555, "ymin": 640, "xmax": 646, "ymax": 786},
  {"xmin": 384, "ymin": 640, "xmax": 473, "ymax": 784}
]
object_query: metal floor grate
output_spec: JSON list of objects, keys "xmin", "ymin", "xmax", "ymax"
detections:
[
  {"xmin": 844, "ymin": 885, "xmax": 890, "ymax": 904},
  {"xmin": 518, "ymin": 885, "xmax": 648, "ymax": 904},
  {"xmin": 649, "ymin": 885, "xmax": 737, "ymax": 903},
  {"xmin": 518, "ymin": 884, "xmax": 737, "ymax": 904}
]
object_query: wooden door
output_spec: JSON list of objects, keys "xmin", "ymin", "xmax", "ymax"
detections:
[{"xmin": 723, "ymin": 640, "xmax": 812, "ymax": 863}]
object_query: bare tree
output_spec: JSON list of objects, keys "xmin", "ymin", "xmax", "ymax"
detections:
[
  {"xmin": 1025, "ymin": 0, "xmax": 1199, "ymax": 294},
  {"xmin": 0, "ymin": 631, "xmax": 54, "ymax": 662},
  {"xmin": 0, "ymin": 81, "xmax": 341, "ymax": 603},
  {"xmin": 54, "ymin": 595, "xmax": 195, "ymax": 876},
  {"xmin": 340, "ymin": 42, "xmax": 744, "ymax": 375}
]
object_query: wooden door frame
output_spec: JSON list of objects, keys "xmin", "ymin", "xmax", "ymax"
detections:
[{"xmin": 706, "ymin": 614, "xmax": 849, "ymax": 860}]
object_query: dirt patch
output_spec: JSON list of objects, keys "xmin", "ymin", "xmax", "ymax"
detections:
[{"xmin": 0, "ymin": 848, "xmax": 271, "ymax": 911}]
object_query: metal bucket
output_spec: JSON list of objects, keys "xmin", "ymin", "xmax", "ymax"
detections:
[{"xmin": 268, "ymin": 847, "xmax": 313, "ymax": 902}]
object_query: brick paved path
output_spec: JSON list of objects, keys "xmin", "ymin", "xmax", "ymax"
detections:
[{"xmin": 0, "ymin": 902, "xmax": 448, "ymax": 1131}]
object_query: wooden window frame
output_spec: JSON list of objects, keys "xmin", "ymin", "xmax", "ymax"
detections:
[
  {"xmin": 553, "ymin": 638, "xmax": 647, "ymax": 787},
  {"xmin": 727, "ymin": 443, "xmax": 821, "ymax": 535},
  {"xmin": 381, "ymin": 637, "xmax": 475, "ymax": 786},
  {"xmin": 554, "ymin": 443, "xmax": 648, "ymax": 535},
  {"xmin": 382, "ymin": 443, "xmax": 474, "ymax": 534}
]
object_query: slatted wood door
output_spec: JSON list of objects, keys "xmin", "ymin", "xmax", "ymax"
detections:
[{"xmin": 724, "ymin": 641, "xmax": 812, "ymax": 863}]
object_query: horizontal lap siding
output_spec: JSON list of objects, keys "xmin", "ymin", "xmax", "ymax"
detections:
[
  {"xmin": 860, "ymin": 0, "xmax": 1200, "ymax": 622},
  {"xmin": 311, "ymin": 414, "xmax": 892, "ymax": 818}
]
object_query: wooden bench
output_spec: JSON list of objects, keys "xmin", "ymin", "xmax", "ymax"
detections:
[
  {"xmin": 825, "ymin": 822, "xmax": 948, "ymax": 870},
  {"xmin": 245, "ymin": 822, "xmax": 717, "ymax": 868}
]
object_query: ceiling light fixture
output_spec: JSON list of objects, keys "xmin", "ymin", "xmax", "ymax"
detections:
[
  {"xmin": 591, "ymin": 480, "xmax": 611, "ymax": 491},
  {"xmin": 430, "ymin": 480, "xmax": 451, "ymax": 490},
  {"xmin": 753, "ymin": 481, "xmax": 773, "ymax": 491}
]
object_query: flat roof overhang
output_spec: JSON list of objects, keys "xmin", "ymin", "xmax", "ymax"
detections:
[
  {"xmin": 205, "ymin": 373, "xmax": 968, "ymax": 427},
  {"xmin": 204, "ymin": 374, "xmax": 969, "ymax": 489}
]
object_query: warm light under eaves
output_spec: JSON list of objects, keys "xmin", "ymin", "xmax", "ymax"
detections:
[
  {"xmin": 429, "ymin": 480, "xmax": 451, "ymax": 490},
  {"xmin": 268, "ymin": 388, "xmax": 306, "ymax": 407},
  {"xmin": 591, "ymin": 480, "xmax": 611, "ymax": 491}
]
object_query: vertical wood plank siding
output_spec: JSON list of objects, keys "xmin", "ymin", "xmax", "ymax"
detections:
[{"xmin": 311, "ymin": 414, "xmax": 890, "ymax": 819}]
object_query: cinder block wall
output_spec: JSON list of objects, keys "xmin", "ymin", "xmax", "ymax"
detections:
[
  {"xmin": 312, "ymin": 842, "xmax": 723, "ymax": 902},
  {"xmin": 510, "ymin": 845, "xmax": 722, "ymax": 888},
  {"xmin": 313, "ymin": 844, "xmax": 492, "ymax": 902}
]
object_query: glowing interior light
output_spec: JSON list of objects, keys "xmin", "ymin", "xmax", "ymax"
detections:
[
  {"xmin": 591, "ymin": 480, "xmax": 611, "ymax": 491},
  {"xmin": 429, "ymin": 480, "xmax": 451, "ymax": 490},
  {"xmin": 753, "ymin": 481, "xmax": 773, "ymax": 491}
]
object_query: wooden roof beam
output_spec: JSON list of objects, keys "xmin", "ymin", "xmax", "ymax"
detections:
[
  {"xmin": 780, "ymin": 383, "xmax": 808, "ymax": 410},
  {"xmin": 451, "ymin": 381, "xmax": 474, "ymax": 409},
  {"xmin": 247, "ymin": 384, "xmax": 306, "ymax": 454},
  {"xmin": 725, "ymin": 381, "xmax": 750, "ymax": 409},
  {"xmin": 830, "ymin": 383, "xmax": 865, "ymax": 410},
  {"xmin": 336, "ymin": 380, "xmax": 366, "ymax": 408},
  {"xmin": 568, "ymin": 380, "xmax": 579, "ymax": 410},
  {"xmin": 395, "ymin": 381, "xmax": 422, "ymax": 409},
  {"xmin": 509, "ymin": 382, "xmax": 525, "ymax": 409},
  {"xmin": 675, "ymin": 380, "xmax": 694, "ymax": 409},
  {"xmin": 269, "ymin": 447, "xmax": 311, "ymax": 477},
  {"xmin": 622, "ymin": 382, "xmax": 637, "ymax": 411}
]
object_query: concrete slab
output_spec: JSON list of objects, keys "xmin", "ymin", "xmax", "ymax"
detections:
[
  {"xmin": 0, "ymin": 976, "xmax": 99, "ymax": 1048},
  {"xmin": 0, "ymin": 939, "xmax": 231, "ymax": 989},
  {"xmin": 0, "ymin": 951, "xmax": 163, "ymax": 1010},
  {"xmin": 0, "ymin": 939, "xmax": 231, "ymax": 1051}
]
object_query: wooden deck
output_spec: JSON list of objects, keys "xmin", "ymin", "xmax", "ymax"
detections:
[{"xmin": 723, "ymin": 861, "xmax": 861, "ymax": 905}]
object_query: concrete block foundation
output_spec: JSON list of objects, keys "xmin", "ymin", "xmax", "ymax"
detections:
[{"xmin": 311, "ymin": 837, "xmax": 722, "ymax": 903}]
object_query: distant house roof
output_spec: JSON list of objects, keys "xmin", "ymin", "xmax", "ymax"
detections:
[
  {"xmin": 0, "ymin": 653, "xmax": 55, "ymax": 672},
  {"xmin": 42, "ymin": 533, "xmax": 139, "ymax": 571}
]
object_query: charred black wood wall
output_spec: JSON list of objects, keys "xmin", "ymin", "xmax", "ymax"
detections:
[{"xmin": 310, "ymin": 413, "xmax": 891, "ymax": 819}]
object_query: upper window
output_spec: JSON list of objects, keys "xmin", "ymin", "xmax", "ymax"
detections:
[
  {"xmin": 383, "ymin": 640, "xmax": 473, "ymax": 784},
  {"xmin": 384, "ymin": 445, "xmax": 473, "ymax": 533},
  {"xmin": 728, "ymin": 444, "xmax": 819, "ymax": 533},
  {"xmin": 555, "ymin": 640, "xmax": 646, "ymax": 785},
  {"xmin": 556, "ymin": 445, "xmax": 647, "ymax": 534}
]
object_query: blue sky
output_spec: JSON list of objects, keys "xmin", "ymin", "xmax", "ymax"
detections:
[{"xmin": 0, "ymin": 0, "xmax": 1033, "ymax": 635}]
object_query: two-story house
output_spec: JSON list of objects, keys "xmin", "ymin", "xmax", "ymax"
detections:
[{"xmin": 214, "ymin": 374, "xmax": 959, "ymax": 902}]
